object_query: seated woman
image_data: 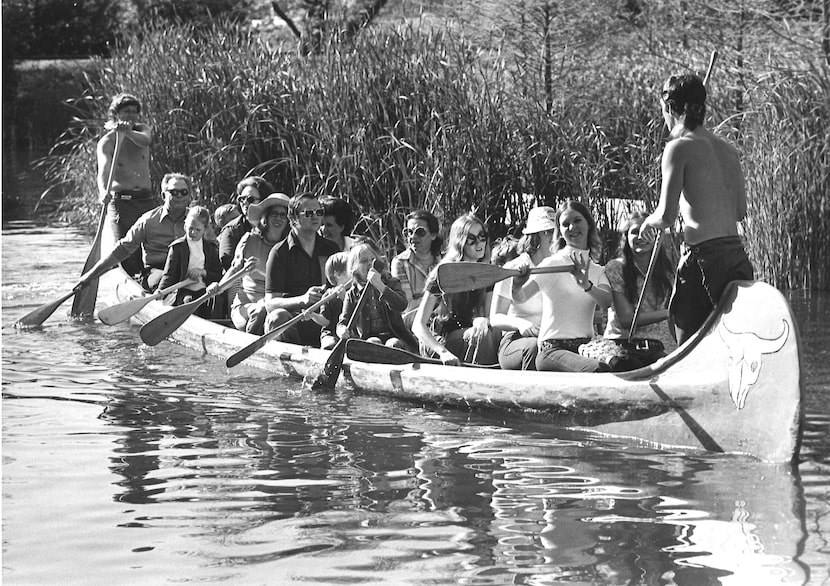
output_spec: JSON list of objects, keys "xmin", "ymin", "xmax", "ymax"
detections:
[
  {"xmin": 604, "ymin": 211, "xmax": 677, "ymax": 366},
  {"xmin": 391, "ymin": 210, "xmax": 443, "ymax": 329},
  {"xmin": 228, "ymin": 193, "xmax": 291, "ymax": 334},
  {"xmin": 490, "ymin": 206, "xmax": 556, "ymax": 370},
  {"xmin": 158, "ymin": 206, "xmax": 222, "ymax": 318},
  {"xmin": 320, "ymin": 195, "xmax": 357, "ymax": 252},
  {"xmin": 337, "ymin": 240, "xmax": 417, "ymax": 350},
  {"xmin": 413, "ymin": 213, "xmax": 500, "ymax": 366},
  {"xmin": 512, "ymin": 200, "xmax": 613, "ymax": 372}
]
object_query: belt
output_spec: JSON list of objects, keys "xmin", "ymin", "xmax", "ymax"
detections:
[{"xmin": 111, "ymin": 189, "xmax": 153, "ymax": 201}]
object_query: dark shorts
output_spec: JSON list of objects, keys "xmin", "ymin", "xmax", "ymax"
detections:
[{"xmin": 670, "ymin": 236, "xmax": 754, "ymax": 336}]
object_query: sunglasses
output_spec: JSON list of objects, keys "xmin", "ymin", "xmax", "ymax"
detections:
[
  {"xmin": 404, "ymin": 226, "xmax": 428, "ymax": 238},
  {"xmin": 267, "ymin": 209, "xmax": 288, "ymax": 219},
  {"xmin": 298, "ymin": 208, "xmax": 325, "ymax": 218},
  {"xmin": 465, "ymin": 232, "xmax": 488, "ymax": 246},
  {"xmin": 166, "ymin": 188, "xmax": 190, "ymax": 198},
  {"xmin": 237, "ymin": 195, "xmax": 260, "ymax": 205}
]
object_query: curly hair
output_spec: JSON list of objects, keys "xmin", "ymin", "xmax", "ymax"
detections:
[{"xmin": 661, "ymin": 74, "xmax": 706, "ymax": 130}]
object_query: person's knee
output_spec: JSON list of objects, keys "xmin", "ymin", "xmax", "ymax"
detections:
[{"xmin": 264, "ymin": 309, "xmax": 292, "ymax": 336}]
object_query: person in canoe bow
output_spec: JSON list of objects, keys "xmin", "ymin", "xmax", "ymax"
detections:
[
  {"xmin": 637, "ymin": 73, "xmax": 753, "ymax": 345},
  {"xmin": 75, "ymin": 172, "xmax": 193, "ymax": 293},
  {"xmin": 391, "ymin": 210, "xmax": 443, "ymax": 329}
]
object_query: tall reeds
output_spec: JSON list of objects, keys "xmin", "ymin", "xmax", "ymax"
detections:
[{"xmin": 39, "ymin": 19, "xmax": 829, "ymax": 289}]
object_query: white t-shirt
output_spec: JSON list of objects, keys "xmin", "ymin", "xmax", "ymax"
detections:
[
  {"xmin": 186, "ymin": 237, "xmax": 206, "ymax": 290},
  {"xmin": 534, "ymin": 246, "xmax": 609, "ymax": 344},
  {"xmin": 492, "ymin": 253, "xmax": 544, "ymax": 326}
]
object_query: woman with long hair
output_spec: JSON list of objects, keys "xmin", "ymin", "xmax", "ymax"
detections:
[
  {"xmin": 604, "ymin": 211, "xmax": 677, "ymax": 355},
  {"xmin": 413, "ymin": 213, "xmax": 500, "ymax": 366},
  {"xmin": 512, "ymin": 200, "xmax": 613, "ymax": 372}
]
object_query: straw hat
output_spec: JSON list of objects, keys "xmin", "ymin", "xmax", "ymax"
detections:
[
  {"xmin": 247, "ymin": 193, "xmax": 290, "ymax": 224},
  {"xmin": 522, "ymin": 206, "xmax": 557, "ymax": 234}
]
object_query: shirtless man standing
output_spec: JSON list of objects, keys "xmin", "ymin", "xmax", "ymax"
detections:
[
  {"xmin": 98, "ymin": 93, "xmax": 154, "ymax": 276},
  {"xmin": 638, "ymin": 74, "xmax": 754, "ymax": 344}
]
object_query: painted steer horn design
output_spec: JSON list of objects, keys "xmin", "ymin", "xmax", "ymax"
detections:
[{"xmin": 718, "ymin": 319, "xmax": 789, "ymax": 410}]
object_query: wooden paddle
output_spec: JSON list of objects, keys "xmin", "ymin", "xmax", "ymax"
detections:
[
  {"xmin": 345, "ymin": 339, "xmax": 497, "ymax": 368},
  {"xmin": 225, "ymin": 279, "xmax": 352, "ymax": 368},
  {"xmin": 139, "ymin": 262, "xmax": 253, "ymax": 347},
  {"xmin": 98, "ymin": 278, "xmax": 196, "ymax": 326},
  {"xmin": 311, "ymin": 267, "xmax": 377, "ymax": 391},
  {"xmin": 437, "ymin": 262, "xmax": 574, "ymax": 294},
  {"xmin": 14, "ymin": 289, "xmax": 79, "ymax": 329},
  {"xmin": 71, "ymin": 130, "xmax": 123, "ymax": 318}
]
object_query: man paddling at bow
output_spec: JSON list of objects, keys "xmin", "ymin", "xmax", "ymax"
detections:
[
  {"xmin": 98, "ymin": 93, "xmax": 154, "ymax": 277},
  {"xmin": 76, "ymin": 173, "xmax": 194, "ymax": 293},
  {"xmin": 637, "ymin": 74, "xmax": 753, "ymax": 345}
]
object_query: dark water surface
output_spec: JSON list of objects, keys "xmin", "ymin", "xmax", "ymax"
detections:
[{"xmin": 3, "ymin": 225, "xmax": 829, "ymax": 585}]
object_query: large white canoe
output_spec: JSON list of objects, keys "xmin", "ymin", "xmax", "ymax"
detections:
[{"xmin": 99, "ymin": 259, "xmax": 803, "ymax": 465}]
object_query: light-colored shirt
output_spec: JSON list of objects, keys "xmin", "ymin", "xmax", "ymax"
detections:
[
  {"xmin": 391, "ymin": 248, "xmax": 438, "ymax": 316},
  {"xmin": 534, "ymin": 247, "xmax": 609, "ymax": 343},
  {"xmin": 110, "ymin": 204, "xmax": 185, "ymax": 270},
  {"xmin": 186, "ymin": 237, "xmax": 206, "ymax": 289},
  {"xmin": 232, "ymin": 230, "xmax": 279, "ymax": 306},
  {"xmin": 493, "ymin": 253, "xmax": 543, "ymax": 326}
]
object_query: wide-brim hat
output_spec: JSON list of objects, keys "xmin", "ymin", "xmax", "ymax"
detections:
[
  {"xmin": 247, "ymin": 192, "xmax": 291, "ymax": 224},
  {"xmin": 522, "ymin": 206, "xmax": 557, "ymax": 234}
]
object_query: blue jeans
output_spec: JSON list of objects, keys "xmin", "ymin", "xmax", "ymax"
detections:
[
  {"xmin": 498, "ymin": 331, "xmax": 538, "ymax": 370},
  {"xmin": 535, "ymin": 338, "xmax": 609, "ymax": 372}
]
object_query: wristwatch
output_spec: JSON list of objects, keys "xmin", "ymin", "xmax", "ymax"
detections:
[{"xmin": 583, "ymin": 280, "xmax": 594, "ymax": 292}]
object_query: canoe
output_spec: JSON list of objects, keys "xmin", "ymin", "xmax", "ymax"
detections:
[{"xmin": 98, "ymin": 242, "xmax": 803, "ymax": 465}]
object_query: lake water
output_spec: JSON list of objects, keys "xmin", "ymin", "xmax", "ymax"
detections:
[{"xmin": 2, "ymin": 223, "xmax": 829, "ymax": 585}]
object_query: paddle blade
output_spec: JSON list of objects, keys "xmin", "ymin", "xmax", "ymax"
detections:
[
  {"xmin": 226, "ymin": 335, "xmax": 271, "ymax": 368},
  {"xmin": 437, "ymin": 263, "xmax": 512, "ymax": 294},
  {"xmin": 15, "ymin": 290, "xmax": 77, "ymax": 329},
  {"xmin": 139, "ymin": 298, "xmax": 203, "ymax": 346},
  {"xmin": 311, "ymin": 338, "xmax": 348, "ymax": 390},
  {"xmin": 98, "ymin": 295, "xmax": 153, "ymax": 326},
  {"xmin": 346, "ymin": 339, "xmax": 438, "ymax": 365}
]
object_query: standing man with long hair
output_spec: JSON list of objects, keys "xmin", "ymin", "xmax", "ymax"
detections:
[{"xmin": 638, "ymin": 74, "xmax": 753, "ymax": 344}]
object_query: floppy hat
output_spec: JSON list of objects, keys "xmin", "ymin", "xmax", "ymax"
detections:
[
  {"xmin": 247, "ymin": 192, "xmax": 291, "ymax": 224},
  {"xmin": 522, "ymin": 206, "xmax": 557, "ymax": 234}
]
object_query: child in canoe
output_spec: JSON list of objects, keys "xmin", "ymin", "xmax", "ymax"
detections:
[
  {"xmin": 158, "ymin": 206, "xmax": 222, "ymax": 318},
  {"xmin": 337, "ymin": 241, "xmax": 418, "ymax": 350},
  {"xmin": 320, "ymin": 252, "xmax": 350, "ymax": 350}
]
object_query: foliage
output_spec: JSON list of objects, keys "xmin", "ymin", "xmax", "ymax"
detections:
[{"xmin": 36, "ymin": 9, "xmax": 830, "ymax": 289}]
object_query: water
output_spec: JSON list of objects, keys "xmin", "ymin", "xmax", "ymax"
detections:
[{"xmin": 3, "ymin": 224, "xmax": 829, "ymax": 585}]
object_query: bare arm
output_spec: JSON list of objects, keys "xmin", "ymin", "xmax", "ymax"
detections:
[
  {"xmin": 611, "ymin": 288, "xmax": 668, "ymax": 328},
  {"xmin": 412, "ymin": 293, "xmax": 459, "ymax": 365},
  {"xmin": 96, "ymin": 133, "xmax": 117, "ymax": 201}
]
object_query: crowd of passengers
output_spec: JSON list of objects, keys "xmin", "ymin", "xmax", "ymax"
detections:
[{"xmin": 83, "ymin": 169, "xmax": 677, "ymax": 372}]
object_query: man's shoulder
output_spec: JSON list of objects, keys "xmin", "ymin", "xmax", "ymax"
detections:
[
  {"xmin": 136, "ymin": 205, "xmax": 165, "ymax": 223},
  {"xmin": 315, "ymin": 234, "xmax": 340, "ymax": 256}
]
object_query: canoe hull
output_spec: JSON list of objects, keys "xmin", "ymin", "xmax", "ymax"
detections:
[{"xmin": 101, "ymin": 266, "xmax": 802, "ymax": 464}]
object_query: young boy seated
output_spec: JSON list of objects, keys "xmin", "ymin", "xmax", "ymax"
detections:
[{"xmin": 320, "ymin": 252, "xmax": 350, "ymax": 350}]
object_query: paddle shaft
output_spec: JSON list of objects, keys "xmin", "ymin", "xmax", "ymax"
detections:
[
  {"xmin": 71, "ymin": 131, "xmax": 123, "ymax": 317},
  {"xmin": 98, "ymin": 278, "xmax": 195, "ymax": 326},
  {"xmin": 438, "ymin": 262, "xmax": 574, "ymax": 294},
  {"xmin": 345, "ymin": 339, "xmax": 497, "ymax": 368},
  {"xmin": 225, "ymin": 280, "xmax": 351, "ymax": 368}
]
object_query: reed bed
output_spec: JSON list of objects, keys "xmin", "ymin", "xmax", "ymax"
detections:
[{"xmin": 40, "ymin": 19, "xmax": 829, "ymax": 289}]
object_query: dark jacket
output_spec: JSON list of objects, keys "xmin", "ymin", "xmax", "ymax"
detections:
[
  {"xmin": 338, "ymin": 275, "xmax": 418, "ymax": 351},
  {"xmin": 158, "ymin": 237, "xmax": 222, "ymax": 293},
  {"xmin": 218, "ymin": 215, "xmax": 252, "ymax": 270}
]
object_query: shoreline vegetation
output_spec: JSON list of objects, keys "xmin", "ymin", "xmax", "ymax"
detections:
[{"xmin": 28, "ymin": 10, "xmax": 830, "ymax": 290}]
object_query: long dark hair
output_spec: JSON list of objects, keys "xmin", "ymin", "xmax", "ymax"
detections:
[
  {"xmin": 661, "ymin": 74, "xmax": 706, "ymax": 130},
  {"xmin": 617, "ymin": 211, "xmax": 674, "ymax": 303},
  {"xmin": 406, "ymin": 209, "xmax": 443, "ymax": 257},
  {"xmin": 552, "ymin": 200, "xmax": 602, "ymax": 260}
]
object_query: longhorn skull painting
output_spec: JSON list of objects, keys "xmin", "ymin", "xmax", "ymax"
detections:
[{"xmin": 717, "ymin": 319, "xmax": 789, "ymax": 410}]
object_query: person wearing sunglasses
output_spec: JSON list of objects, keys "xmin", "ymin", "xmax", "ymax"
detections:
[
  {"xmin": 76, "ymin": 173, "xmax": 193, "ymax": 292},
  {"xmin": 489, "ymin": 206, "xmax": 557, "ymax": 370},
  {"xmin": 226, "ymin": 193, "xmax": 291, "ymax": 334},
  {"xmin": 98, "ymin": 93, "xmax": 154, "ymax": 277},
  {"xmin": 262, "ymin": 194, "xmax": 340, "ymax": 346},
  {"xmin": 390, "ymin": 210, "xmax": 443, "ymax": 328},
  {"xmin": 413, "ymin": 213, "xmax": 500, "ymax": 366},
  {"xmin": 217, "ymin": 176, "xmax": 274, "ymax": 271}
]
